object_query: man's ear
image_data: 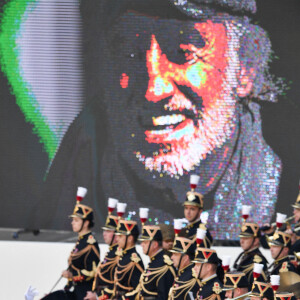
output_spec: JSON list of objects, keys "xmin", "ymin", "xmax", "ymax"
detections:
[
  {"xmin": 237, "ymin": 66, "xmax": 255, "ymax": 98},
  {"xmin": 83, "ymin": 219, "xmax": 90, "ymax": 229}
]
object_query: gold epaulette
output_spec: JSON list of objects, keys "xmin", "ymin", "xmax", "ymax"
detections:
[
  {"xmin": 279, "ymin": 261, "xmax": 289, "ymax": 273},
  {"xmin": 171, "ymin": 277, "xmax": 201, "ymax": 299}
]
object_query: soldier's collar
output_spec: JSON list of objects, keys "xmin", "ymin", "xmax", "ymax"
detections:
[
  {"xmin": 150, "ymin": 248, "xmax": 163, "ymax": 260},
  {"xmin": 275, "ymin": 255, "xmax": 289, "ymax": 264},
  {"xmin": 200, "ymin": 273, "xmax": 217, "ymax": 283},
  {"xmin": 109, "ymin": 243, "xmax": 118, "ymax": 250},
  {"xmin": 244, "ymin": 246, "xmax": 258, "ymax": 255},
  {"xmin": 179, "ymin": 263, "xmax": 194, "ymax": 275},
  {"xmin": 188, "ymin": 218, "xmax": 201, "ymax": 227},
  {"xmin": 123, "ymin": 245, "xmax": 135, "ymax": 254},
  {"xmin": 78, "ymin": 231, "xmax": 91, "ymax": 239}
]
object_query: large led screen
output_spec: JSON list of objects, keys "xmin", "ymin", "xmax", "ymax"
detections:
[{"xmin": 0, "ymin": 0, "xmax": 299, "ymax": 240}]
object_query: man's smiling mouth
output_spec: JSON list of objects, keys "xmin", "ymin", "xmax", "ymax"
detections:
[{"xmin": 152, "ymin": 114, "xmax": 186, "ymax": 127}]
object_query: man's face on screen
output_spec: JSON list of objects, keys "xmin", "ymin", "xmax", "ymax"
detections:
[{"xmin": 104, "ymin": 13, "xmax": 244, "ymax": 181}]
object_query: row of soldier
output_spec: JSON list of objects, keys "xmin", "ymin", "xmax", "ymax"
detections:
[{"xmin": 33, "ymin": 176, "xmax": 300, "ymax": 300}]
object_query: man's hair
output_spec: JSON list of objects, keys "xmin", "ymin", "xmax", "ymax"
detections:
[
  {"xmin": 210, "ymin": 263, "xmax": 218, "ymax": 272},
  {"xmin": 84, "ymin": 219, "xmax": 94, "ymax": 229},
  {"xmin": 209, "ymin": 14, "xmax": 284, "ymax": 103},
  {"xmin": 155, "ymin": 240, "xmax": 163, "ymax": 247},
  {"xmin": 185, "ymin": 252, "xmax": 193, "ymax": 261}
]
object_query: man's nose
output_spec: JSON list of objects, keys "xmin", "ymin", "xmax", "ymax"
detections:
[{"xmin": 145, "ymin": 35, "xmax": 175, "ymax": 103}]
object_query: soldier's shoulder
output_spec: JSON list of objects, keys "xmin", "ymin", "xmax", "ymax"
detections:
[
  {"xmin": 163, "ymin": 254, "xmax": 173, "ymax": 266},
  {"xmin": 279, "ymin": 260, "xmax": 296, "ymax": 273},
  {"xmin": 253, "ymin": 254, "xmax": 264, "ymax": 264},
  {"xmin": 130, "ymin": 252, "xmax": 141, "ymax": 263},
  {"xmin": 212, "ymin": 281, "xmax": 223, "ymax": 295},
  {"xmin": 86, "ymin": 234, "xmax": 98, "ymax": 245}
]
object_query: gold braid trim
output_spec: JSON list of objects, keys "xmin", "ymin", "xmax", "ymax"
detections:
[
  {"xmin": 141, "ymin": 285, "xmax": 158, "ymax": 296},
  {"xmin": 96, "ymin": 257, "xmax": 119, "ymax": 284},
  {"xmin": 104, "ymin": 287, "xmax": 114, "ymax": 295},
  {"xmin": 69, "ymin": 245, "xmax": 99, "ymax": 282},
  {"xmin": 140, "ymin": 264, "xmax": 176, "ymax": 296},
  {"xmin": 201, "ymin": 294, "xmax": 222, "ymax": 300},
  {"xmin": 125, "ymin": 283, "xmax": 143, "ymax": 297},
  {"xmin": 171, "ymin": 278, "xmax": 201, "ymax": 300},
  {"xmin": 135, "ymin": 262, "xmax": 144, "ymax": 273},
  {"xmin": 71, "ymin": 244, "xmax": 100, "ymax": 260},
  {"xmin": 239, "ymin": 263, "xmax": 254, "ymax": 277},
  {"xmin": 168, "ymin": 286, "xmax": 175, "ymax": 300},
  {"xmin": 115, "ymin": 262, "xmax": 137, "ymax": 291},
  {"xmin": 116, "ymin": 281, "xmax": 134, "ymax": 291},
  {"xmin": 156, "ymin": 265, "xmax": 176, "ymax": 287},
  {"xmin": 241, "ymin": 263, "xmax": 267, "ymax": 282},
  {"xmin": 261, "ymin": 270, "xmax": 267, "ymax": 281},
  {"xmin": 115, "ymin": 260, "xmax": 143, "ymax": 293},
  {"xmin": 141, "ymin": 265, "xmax": 170, "ymax": 286}
]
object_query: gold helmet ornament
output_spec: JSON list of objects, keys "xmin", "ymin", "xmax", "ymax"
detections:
[{"xmin": 184, "ymin": 174, "xmax": 204, "ymax": 208}]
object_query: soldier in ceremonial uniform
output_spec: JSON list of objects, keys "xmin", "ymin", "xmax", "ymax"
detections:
[
  {"xmin": 84, "ymin": 214, "xmax": 120, "ymax": 300},
  {"xmin": 233, "ymin": 223, "xmax": 268, "ymax": 284},
  {"xmin": 168, "ymin": 236, "xmax": 199, "ymax": 300},
  {"xmin": 261, "ymin": 191, "xmax": 300, "ymax": 251},
  {"xmin": 222, "ymin": 271, "xmax": 250, "ymax": 299},
  {"xmin": 42, "ymin": 187, "xmax": 100, "ymax": 300},
  {"xmin": 180, "ymin": 176, "xmax": 213, "ymax": 248},
  {"xmin": 113, "ymin": 219, "xmax": 144, "ymax": 300},
  {"xmin": 192, "ymin": 248, "xmax": 225, "ymax": 300},
  {"xmin": 268, "ymin": 231, "xmax": 297, "ymax": 276},
  {"xmin": 135, "ymin": 225, "xmax": 176, "ymax": 300},
  {"xmin": 249, "ymin": 281, "xmax": 274, "ymax": 300}
]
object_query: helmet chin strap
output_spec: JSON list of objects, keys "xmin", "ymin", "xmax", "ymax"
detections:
[
  {"xmin": 178, "ymin": 254, "xmax": 184, "ymax": 272},
  {"xmin": 79, "ymin": 219, "xmax": 86, "ymax": 234},
  {"xmin": 146, "ymin": 241, "xmax": 152, "ymax": 256},
  {"xmin": 245, "ymin": 237, "xmax": 255, "ymax": 252},
  {"xmin": 197, "ymin": 263, "xmax": 204, "ymax": 280},
  {"xmin": 124, "ymin": 235, "xmax": 128, "ymax": 250},
  {"xmin": 110, "ymin": 232, "xmax": 115, "ymax": 246},
  {"xmin": 274, "ymin": 246, "xmax": 284, "ymax": 261}
]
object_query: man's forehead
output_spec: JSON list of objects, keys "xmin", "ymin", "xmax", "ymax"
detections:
[
  {"xmin": 184, "ymin": 204, "xmax": 199, "ymax": 208},
  {"xmin": 114, "ymin": 12, "xmax": 225, "ymax": 53},
  {"xmin": 117, "ymin": 12, "xmax": 224, "ymax": 34}
]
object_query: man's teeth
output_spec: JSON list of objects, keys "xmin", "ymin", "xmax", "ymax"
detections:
[
  {"xmin": 150, "ymin": 128, "xmax": 173, "ymax": 134},
  {"xmin": 152, "ymin": 114, "xmax": 186, "ymax": 126}
]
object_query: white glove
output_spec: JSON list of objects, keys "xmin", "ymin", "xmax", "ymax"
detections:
[{"xmin": 24, "ymin": 285, "xmax": 39, "ymax": 300}]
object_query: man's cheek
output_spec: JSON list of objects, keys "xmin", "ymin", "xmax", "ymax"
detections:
[
  {"xmin": 185, "ymin": 63, "xmax": 224, "ymax": 105},
  {"xmin": 185, "ymin": 64, "xmax": 208, "ymax": 88}
]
